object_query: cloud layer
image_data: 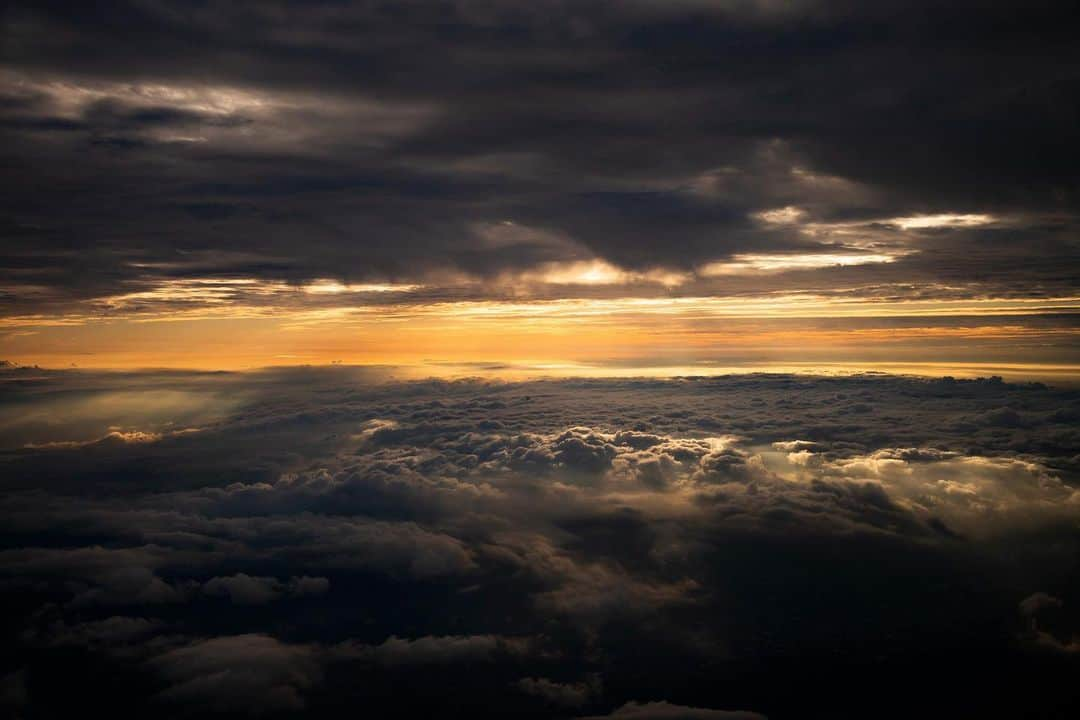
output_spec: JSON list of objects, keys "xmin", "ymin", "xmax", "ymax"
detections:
[
  {"xmin": 1, "ymin": 366, "xmax": 1078, "ymax": 716},
  {"xmin": 1, "ymin": 1, "xmax": 1077, "ymax": 334}
]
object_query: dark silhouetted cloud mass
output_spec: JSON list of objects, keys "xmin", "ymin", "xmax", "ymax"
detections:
[{"xmin": 1, "ymin": 366, "xmax": 1079, "ymax": 717}]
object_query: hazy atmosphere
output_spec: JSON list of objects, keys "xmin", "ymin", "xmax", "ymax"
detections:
[{"xmin": 1, "ymin": 1, "xmax": 1078, "ymax": 718}]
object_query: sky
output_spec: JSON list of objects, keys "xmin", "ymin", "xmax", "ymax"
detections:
[
  {"xmin": 1, "ymin": 0, "xmax": 1078, "ymax": 376},
  {"xmin": 2, "ymin": 3, "xmax": 1080, "ymax": 719}
]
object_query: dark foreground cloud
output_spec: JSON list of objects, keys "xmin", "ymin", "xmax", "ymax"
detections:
[
  {"xmin": 1, "ymin": 366, "xmax": 1079, "ymax": 717},
  {"xmin": 578, "ymin": 703, "xmax": 766, "ymax": 720}
]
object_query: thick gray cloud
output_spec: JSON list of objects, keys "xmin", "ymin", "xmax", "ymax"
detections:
[{"xmin": 0, "ymin": 1, "xmax": 1077, "ymax": 316}]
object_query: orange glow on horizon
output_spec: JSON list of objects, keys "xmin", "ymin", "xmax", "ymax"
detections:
[{"xmin": 2, "ymin": 280, "xmax": 1076, "ymax": 379}]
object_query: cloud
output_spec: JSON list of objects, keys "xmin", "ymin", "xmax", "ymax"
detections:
[
  {"xmin": 810, "ymin": 449, "xmax": 1080, "ymax": 537},
  {"xmin": 330, "ymin": 634, "xmax": 535, "ymax": 667},
  {"xmin": 0, "ymin": 545, "xmax": 191, "ymax": 607},
  {"xmin": 23, "ymin": 429, "xmax": 165, "ymax": 449},
  {"xmin": 201, "ymin": 574, "xmax": 330, "ymax": 605},
  {"xmin": 2, "ymin": 370, "xmax": 1080, "ymax": 715},
  {"xmin": 151, "ymin": 634, "xmax": 321, "ymax": 714},
  {"xmin": 516, "ymin": 676, "xmax": 599, "ymax": 708},
  {"xmin": 0, "ymin": 1, "xmax": 1076, "ymax": 326},
  {"xmin": 34, "ymin": 616, "xmax": 162, "ymax": 648},
  {"xmin": 1018, "ymin": 593, "xmax": 1080, "ymax": 654},
  {"xmin": 1020, "ymin": 592, "xmax": 1065, "ymax": 618},
  {"xmin": 579, "ymin": 701, "xmax": 767, "ymax": 719}
]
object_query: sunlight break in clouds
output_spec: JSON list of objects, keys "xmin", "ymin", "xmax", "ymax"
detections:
[
  {"xmin": 302, "ymin": 280, "xmax": 423, "ymax": 294},
  {"xmin": 697, "ymin": 252, "xmax": 900, "ymax": 275},
  {"xmin": 517, "ymin": 260, "xmax": 689, "ymax": 287},
  {"xmin": 890, "ymin": 213, "xmax": 998, "ymax": 230}
]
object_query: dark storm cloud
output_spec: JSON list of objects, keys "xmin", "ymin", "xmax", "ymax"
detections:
[
  {"xmin": 1, "ymin": 1, "xmax": 1077, "ymax": 312},
  {"xmin": 1, "ymin": 367, "xmax": 1079, "ymax": 716}
]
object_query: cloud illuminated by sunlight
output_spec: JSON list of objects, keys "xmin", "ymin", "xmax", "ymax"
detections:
[
  {"xmin": 754, "ymin": 206, "xmax": 807, "ymax": 224},
  {"xmin": 889, "ymin": 213, "xmax": 997, "ymax": 229},
  {"xmin": 303, "ymin": 280, "xmax": 422, "ymax": 294},
  {"xmin": 750, "ymin": 204, "xmax": 998, "ymax": 232},
  {"xmin": 698, "ymin": 252, "xmax": 899, "ymax": 275},
  {"xmin": 515, "ymin": 260, "xmax": 689, "ymax": 287}
]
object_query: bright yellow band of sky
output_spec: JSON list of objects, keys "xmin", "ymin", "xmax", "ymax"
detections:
[{"xmin": 3, "ymin": 288, "xmax": 1077, "ymax": 381}]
